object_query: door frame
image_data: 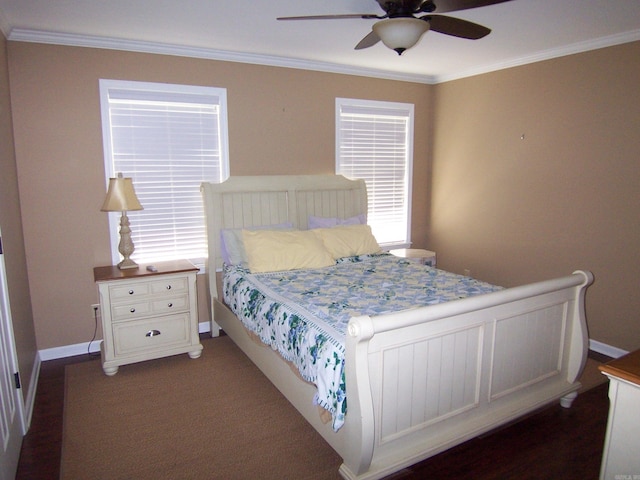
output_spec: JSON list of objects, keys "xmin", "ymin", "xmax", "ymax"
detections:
[{"xmin": 0, "ymin": 227, "xmax": 27, "ymax": 480}]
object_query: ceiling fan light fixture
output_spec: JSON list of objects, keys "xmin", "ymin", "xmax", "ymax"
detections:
[{"xmin": 372, "ymin": 17, "xmax": 430, "ymax": 55}]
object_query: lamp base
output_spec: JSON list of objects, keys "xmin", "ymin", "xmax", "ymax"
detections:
[{"xmin": 117, "ymin": 258, "xmax": 139, "ymax": 270}]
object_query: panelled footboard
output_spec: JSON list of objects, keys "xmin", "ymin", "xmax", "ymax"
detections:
[{"xmin": 339, "ymin": 270, "xmax": 593, "ymax": 480}]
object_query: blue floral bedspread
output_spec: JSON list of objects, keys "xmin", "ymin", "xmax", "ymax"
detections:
[{"xmin": 222, "ymin": 253, "xmax": 502, "ymax": 431}]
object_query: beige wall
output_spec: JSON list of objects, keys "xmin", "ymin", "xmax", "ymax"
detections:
[
  {"xmin": 6, "ymin": 42, "xmax": 431, "ymax": 350},
  {"xmin": 6, "ymin": 39, "xmax": 639, "ymax": 354},
  {"xmin": 0, "ymin": 34, "xmax": 37, "ymax": 396},
  {"xmin": 430, "ymin": 41, "xmax": 640, "ymax": 352}
]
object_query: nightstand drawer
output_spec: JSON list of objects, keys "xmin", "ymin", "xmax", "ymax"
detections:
[
  {"xmin": 149, "ymin": 276, "xmax": 189, "ymax": 295},
  {"xmin": 113, "ymin": 314, "xmax": 191, "ymax": 356},
  {"xmin": 112, "ymin": 300, "xmax": 152, "ymax": 321},
  {"xmin": 109, "ymin": 275, "xmax": 189, "ymax": 301},
  {"xmin": 109, "ymin": 282, "xmax": 150, "ymax": 300},
  {"xmin": 151, "ymin": 294, "xmax": 189, "ymax": 315},
  {"xmin": 112, "ymin": 294, "xmax": 189, "ymax": 322}
]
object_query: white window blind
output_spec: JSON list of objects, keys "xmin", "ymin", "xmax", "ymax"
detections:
[
  {"xmin": 99, "ymin": 79, "xmax": 229, "ymax": 268},
  {"xmin": 336, "ymin": 98, "xmax": 413, "ymax": 246}
]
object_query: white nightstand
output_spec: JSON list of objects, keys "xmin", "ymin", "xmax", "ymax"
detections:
[
  {"xmin": 598, "ymin": 350, "xmax": 640, "ymax": 479},
  {"xmin": 94, "ymin": 259, "xmax": 203, "ymax": 376},
  {"xmin": 389, "ymin": 248, "xmax": 436, "ymax": 267}
]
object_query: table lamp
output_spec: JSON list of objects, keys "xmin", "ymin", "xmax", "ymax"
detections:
[{"xmin": 101, "ymin": 173, "xmax": 143, "ymax": 269}]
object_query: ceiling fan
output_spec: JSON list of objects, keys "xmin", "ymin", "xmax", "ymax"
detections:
[{"xmin": 278, "ymin": 0, "xmax": 513, "ymax": 55}]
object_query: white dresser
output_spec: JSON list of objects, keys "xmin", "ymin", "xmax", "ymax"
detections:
[
  {"xmin": 598, "ymin": 349, "xmax": 640, "ymax": 480},
  {"xmin": 94, "ymin": 259, "xmax": 203, "ymax": 375}
]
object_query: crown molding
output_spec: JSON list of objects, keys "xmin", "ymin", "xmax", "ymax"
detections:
[
  {"xmin": 7, "ymin": 29, "xmax": 437, "ymax": 84},
  {"xmin": 7, "ymin": 27, "xmax": 640, "ymax": 85},
  {"xmin": 436, "ymin": 29, "xmax": 640, "ymax": 83}
]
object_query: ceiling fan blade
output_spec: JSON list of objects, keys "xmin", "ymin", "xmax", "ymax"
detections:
[
  {"xmin": 354, "ymin": 30, "xmax": 381, "ymax": 50},
  {"xmin": 422, "ymin": 0, "xmax": 513, "ymax": 14},
  {"xmin": 427, "ymin": 14, "xmax": 491, "ymax": 39},
  {"xmin": 277, "ymin": 14, "xmax": 380, "ymax": 21}
]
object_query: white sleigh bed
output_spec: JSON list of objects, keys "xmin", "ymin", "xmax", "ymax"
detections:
[{"xmin": 201, "ymin": 174, "xmax": 593, "ymax": 480}]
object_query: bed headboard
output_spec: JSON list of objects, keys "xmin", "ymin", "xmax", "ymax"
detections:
[{"xmin": 201, "ymin": 174, "xmax": 367, "ymax": 299}]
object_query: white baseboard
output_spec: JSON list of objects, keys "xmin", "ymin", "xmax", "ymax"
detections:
[
  {"xmin": 37, "ymin": 328, "xmax": 628, "ymax": 362},
  {"xmin": 38, "ymin": 321, "xmax": 212, "ymax": 360},
  {"xmin": 38, "ymin": 340, "xmax": 101, "ymax": 361},
  {"xmin": 198, "ymin": 320, "xmax": 211, "ymax": 334},
  {"xmin": 22, "ymin": 353, "xmax": 41, "ymax": 432},
  {"xmin": 589, "ymin": 339, "xmax": 628, "ymax": 359}
]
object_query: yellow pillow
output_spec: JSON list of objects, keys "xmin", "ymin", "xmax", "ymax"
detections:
[
  {"xmin": 312, "ymin": 224, "xmax": 381, "ymax": 259},
  {"xmin": 242, "ymin": 229, "xmax": 335, "ymax": 273}
]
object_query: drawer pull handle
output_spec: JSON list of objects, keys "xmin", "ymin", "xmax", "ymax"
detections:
[
  {"xmin": 168, "ymin": 303, "xmax": 173, "ymax": 308},
  {"xmin": 130, "ymin": 308, "xmax": 136, "ymax": 313},
  {"xmin": 166, "ymin": 285, "xmax": 172, "ymax": 290},
  {"xmin": 145, "ymin": 330, "xmax": 161, "ymax": 337},
  {"xmin": 128, "ymin": 289, "xmax": 134, "ymax": 295}
]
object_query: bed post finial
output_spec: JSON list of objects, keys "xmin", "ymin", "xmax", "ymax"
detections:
[{"xmin": 348, "ymin": 316, "xmax": 375, "ymax": 341}]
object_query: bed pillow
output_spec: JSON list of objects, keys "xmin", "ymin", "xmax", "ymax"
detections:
[
  {"xmin": 312, "ymin": 224, "xmax": 381, "ymax": 259},
  {"xmin": 242, "ymin": 229, "xmax": 336, "ymax": 273},
  {"xmin": 308, "ymin": 214, "xmax": 366, "ymax": 229},
  {"xmin": 220, "ymin": 223, "xmax": 293, "ymax": 266}
]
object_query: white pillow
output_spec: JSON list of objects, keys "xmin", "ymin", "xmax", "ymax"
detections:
[{"xmin": 312, "ymin": 224, "xmax": 381, "ymax": 259}]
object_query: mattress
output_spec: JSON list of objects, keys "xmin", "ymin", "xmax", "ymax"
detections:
[{"xmin": 223, "ymin": 253, "xmax": 502, "ymax": 431}]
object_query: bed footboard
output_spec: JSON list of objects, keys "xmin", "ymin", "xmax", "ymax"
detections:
[{"xmin": 339, "ymin": 270, "xmax": 593, "ymax": 480}]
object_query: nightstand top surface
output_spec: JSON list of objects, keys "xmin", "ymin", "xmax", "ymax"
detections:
[
  {"xmin": 93, "ymin": 259, "xmax": 198, "ymax": 282},
  {"xmin": 599, "ymin": 349, "xmax": 640, "ymax": 386},
  {"xmin": 389, "ymin": 248, "xmax": 436, "ymax": 258}
]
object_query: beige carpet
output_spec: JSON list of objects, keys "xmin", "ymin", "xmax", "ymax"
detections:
[
  {"xmin": 61, "ymin": 336, "xmax": 607, "ymax": 480},
  {"xmin": 61, "ymin": 336, "xmax": 342, "ymax": 480}
]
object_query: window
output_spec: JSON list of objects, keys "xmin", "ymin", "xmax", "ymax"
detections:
[
  {"xmin": 99, "ymin": 79, "xmax": 229, "ymax": 269},
  {"xmin": 335, "ymin": 98, "xmax": 414, "ymax": 247}
]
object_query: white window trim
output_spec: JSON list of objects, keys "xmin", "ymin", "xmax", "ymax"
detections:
[
  {"xmin": 335, "ymin": 97, "xmax": 414, "ymax": 248},
  {"xmin": 99, "ymin": 79, "xmax": 229, "ymax": 269}
]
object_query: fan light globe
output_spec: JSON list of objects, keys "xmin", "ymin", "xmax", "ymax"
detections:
[{"xmin": 372, "ymin": 17, "xmax": 430, "ymax": 55}]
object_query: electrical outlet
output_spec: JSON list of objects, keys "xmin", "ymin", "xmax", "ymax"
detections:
[
  {"xmin": 463, "ymin": 269, "xmax": 471, "ymax": 277},
  {"xmin": 91, "ymin": 304, "xmax": 100, "ymax": 318}
]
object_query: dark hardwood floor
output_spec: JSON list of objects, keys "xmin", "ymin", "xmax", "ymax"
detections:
[
  {"xmin": 16, "ymin": 353, "xmax": 98, "ymax": 479},
  {"xmin": 16, "ymin": 350, "xmax": 610, "ymax": 479},
  {"xmin": 401, "ymin": 383, "xmax": 609, "ymax": 479}
]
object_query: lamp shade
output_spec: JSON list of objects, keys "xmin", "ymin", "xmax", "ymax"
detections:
[
  {"xmin": 101, "ymin": 175, "xmax": 143, "ymax": 212},
  {"xmin": 372, "ymin": 17, "xmax": 430, "ymax": 55}
]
